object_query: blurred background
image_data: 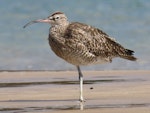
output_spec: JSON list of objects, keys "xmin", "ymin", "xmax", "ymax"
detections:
[{"xmin": 0, "ymin": 0, "xmax": 149, "ymax": 71}]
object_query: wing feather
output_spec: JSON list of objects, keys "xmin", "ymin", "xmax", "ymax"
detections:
[{"xmin": 65, "ymin": 22, "xmax": 136, "ymax": 61}]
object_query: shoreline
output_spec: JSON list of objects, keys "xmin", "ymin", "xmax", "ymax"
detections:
[{"xmin": 0, "ymin": 70, "xmax": 150, "ymax": 113}]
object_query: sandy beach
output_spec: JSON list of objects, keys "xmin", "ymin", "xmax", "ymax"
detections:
[{"xmin": 0, "ymin": 70, "xmax": 150, "ymax": 113}]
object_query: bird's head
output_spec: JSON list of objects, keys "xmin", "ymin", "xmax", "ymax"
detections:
[{"xmin": 23, "ymin": 12, "xmax": 69, "ymax": 28}]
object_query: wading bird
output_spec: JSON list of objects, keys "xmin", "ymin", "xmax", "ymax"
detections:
[{"xmin": 23, "ymin": 12, "xmax": 137, "ymax": 102}]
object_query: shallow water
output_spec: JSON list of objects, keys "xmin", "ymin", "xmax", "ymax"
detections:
[{"xmin": 0, "ymin": 0, "xmax": 150, "ymax": 70}]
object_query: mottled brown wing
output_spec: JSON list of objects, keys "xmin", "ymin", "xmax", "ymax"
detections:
[{"xmin": 65, "ymin": 22, "xmax": 136, "ymax": 61}]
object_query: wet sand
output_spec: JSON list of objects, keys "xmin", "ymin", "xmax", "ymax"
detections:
[{"xmin": 0, "ymin": 70, "xmax": 150, "ymax": 113}]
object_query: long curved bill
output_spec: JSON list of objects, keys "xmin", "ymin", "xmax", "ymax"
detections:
[{"xmin": 23, "ymin": 18, "xmax": 50, "ymax": 28}]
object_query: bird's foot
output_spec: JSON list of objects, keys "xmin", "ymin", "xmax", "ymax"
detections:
[
  {"xmin": 79, "ymin": 99, "xmax": 85, "ymax": 110},
  {"xmin": 79, "ymin": 98, "xmax": 86, "ymax": 102}
]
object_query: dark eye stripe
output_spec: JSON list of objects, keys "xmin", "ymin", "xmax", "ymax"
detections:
[{"xmin": 48, "ymin": 16, "xmax": 60, "ymax": 21}]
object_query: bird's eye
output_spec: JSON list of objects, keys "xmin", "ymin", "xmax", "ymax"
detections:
[{"xmin": 55, "ymin": 16, "xmax": 60, "ymax": 19}]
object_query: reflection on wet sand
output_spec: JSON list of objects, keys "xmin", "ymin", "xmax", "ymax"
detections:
[{"xmin": 0, "ymin": 99, "xmax": 150, "ymax": 112}]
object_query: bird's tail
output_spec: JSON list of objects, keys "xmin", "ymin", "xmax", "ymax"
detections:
[{"xmin": 121, "ymin": 49, "xmax": 137, "ymax": 61}]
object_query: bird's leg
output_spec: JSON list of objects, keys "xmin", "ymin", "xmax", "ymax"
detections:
[{"xmin": 77, "ymin": 66, "xmax": 84, "ymax": 102}]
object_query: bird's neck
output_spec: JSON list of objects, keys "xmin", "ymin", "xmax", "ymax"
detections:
[{"xmin": 50, "ymin": 23, "xmax": 69, "ymax": 37}]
